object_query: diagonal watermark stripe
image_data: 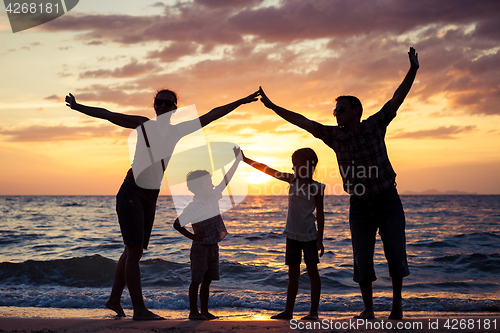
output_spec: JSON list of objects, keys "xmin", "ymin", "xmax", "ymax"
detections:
[{"xmin": 128, "ymin": 104, "xmax": 248, "ymax": 227}]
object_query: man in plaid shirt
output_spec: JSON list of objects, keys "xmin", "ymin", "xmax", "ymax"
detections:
[{"xmin": 259, "ymin": 48, "xmax": 419, "ymax": 320}]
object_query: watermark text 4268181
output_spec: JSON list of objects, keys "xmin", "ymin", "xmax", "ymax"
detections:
[
  {"xmin": 290, "ymin": 318, "xmax": 498, "ymax": 331},
  {"xmin": 3, "ymin": 0, "xmax": 79, "ymax": 33}
]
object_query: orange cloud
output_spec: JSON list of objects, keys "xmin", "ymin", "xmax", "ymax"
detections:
[
  {"xmin": 0, "ymin": 124, "xmax": 122, "ymax": 142},
  {"xmin": 39, "ymin": 1, "xmax": 500, "ymax": 119},
  {"xmin": 79, "ymin": 59, "xmax": 160, "ymax": 79},
  {"xmin": 147, "ymin": 42, "xmax": 198, "ymax": 62},
  {"xmin": 389, "ymin": 125, "xmax": 477, "ymax": 140}
]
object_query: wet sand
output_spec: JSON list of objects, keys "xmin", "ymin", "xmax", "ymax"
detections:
[{"xmin": 1, "ymin": 308, "xmax": 499, "ymax": 333}]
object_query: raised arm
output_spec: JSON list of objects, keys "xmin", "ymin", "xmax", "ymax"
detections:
[
  {"xmin": 215, "ymin": 146, "xmax": 243, "ymax": 192},
  {"xmin": 259, "ymin": 87, "xmax": 317, "ymax": 137},
  {"xmin": 65, "ymin": 93, "xmax": 148, "ymax": 129},
  {"xmin": 240, "ymin": 149, "xmax": 294, "ymax": 183},
  {"xmin": 388, "ymin": 47, "xmax": 419, "ymax": 118},
  {"xmin": 199, "ymin": 90, "xmax": 260, "ymax": 128}
]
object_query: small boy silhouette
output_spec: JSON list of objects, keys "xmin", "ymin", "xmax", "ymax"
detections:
[{"xmin": 173, "ymin": 147, "xmax": 242, "ymax": 320}]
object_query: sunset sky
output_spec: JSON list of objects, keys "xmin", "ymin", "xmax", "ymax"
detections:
[{"xmin": 1, "ymin": 0, "xmax": 499, "ymax": 195}]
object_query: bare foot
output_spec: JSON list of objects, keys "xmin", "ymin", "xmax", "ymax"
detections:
[
  {"xmin": 189, "ymin": 312, "xmax": 208, "ymax": 320},
  {"xmin": 354, "ymin": 309, "xmax": 375, "ymax": 319},
  {"xmin": 132, "ymin": 310, "xmax": 165, "ymax": 321},
  {"xmin": 388, "ymin": 308, "xmax": 403, "ymax": 320},
  {"xmin": 271, "ymin": 311, "xmax": 293, "ymax": 320},
  {"xmin": 201, "ymin": 312, "xmax": 219, "ymax": 320},
  {"xmin": 105, "ymin": 299, "xmax": 126, "ymax": 317},
  {"xmin": 301, "ymin": 313, "xmax": 319, "ymax": 321}
]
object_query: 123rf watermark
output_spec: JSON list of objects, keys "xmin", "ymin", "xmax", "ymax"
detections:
[
  {"xmin": 290, "ymin": 318, "xmax": 498, "ymax": 331},
  {"xmin": 3, "ymin": 0, "xmax": 79, "ymax": 33}
]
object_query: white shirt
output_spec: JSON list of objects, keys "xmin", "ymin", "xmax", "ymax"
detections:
[
  {"xmin": 131, "ymin": 118, "xmax": 201, "ymax": 189},
  {"xmin": 283, "ymin": 179, "xmax": 325, "ymax": 241}
]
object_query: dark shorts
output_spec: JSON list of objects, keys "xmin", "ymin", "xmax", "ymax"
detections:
[
  {"xmin": 116, "ymin": 178, "xmax": 160, "ymax": 249},
  {"xmin": 285, "ymin": 238, "xmax": 319, "ymax": 266},
  {"xmin": 349, "ymin": 186, "xmax": 410, "ymax": 283},
  {"xmin": 190, "ymin": 243, "xmax": 220, "ymax": 284}
]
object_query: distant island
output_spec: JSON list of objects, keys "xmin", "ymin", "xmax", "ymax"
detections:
[{"xmin": 401, "ymin": 189, "xmax": 478, "ymax": 195}]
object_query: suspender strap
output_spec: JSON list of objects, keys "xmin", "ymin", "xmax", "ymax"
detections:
[
  {"xmin": 140, "ymin": 124, "xmax": 151, "ymax": 147},
  {"xmin": 140, "ymin": 123, "xmax": 166, "ymax": 172}
]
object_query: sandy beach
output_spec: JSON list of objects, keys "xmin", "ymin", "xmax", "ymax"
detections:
[
  {"xmin": 2, "ymin": 316, "xmax": 500, "ymax": 333},
  {"xmin": 1, "ymin": 308, "xmax": 499, "ymax": 333}
]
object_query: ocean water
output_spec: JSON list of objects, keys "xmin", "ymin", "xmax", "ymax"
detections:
[{"xmin": 0, "ymin": 195, "xmax": 499, "ymax": 317}]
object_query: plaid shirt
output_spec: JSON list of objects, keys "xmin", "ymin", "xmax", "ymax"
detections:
[
  {"xmin": 178, "ymin": 189, "xmax": 228, "ymax": 244},
  {"xmin": 313, "ymin": 101, "xmax": 397, "ymax": 197}
]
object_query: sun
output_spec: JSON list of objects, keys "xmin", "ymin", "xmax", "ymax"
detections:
[{"xmin": 246, "ymin": 171, "xmax": 271, "ymax": 184}]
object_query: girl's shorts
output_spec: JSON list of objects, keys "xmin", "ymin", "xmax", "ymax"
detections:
[{"xmin": 285, "ymin": 238, "xmax": 319, "ymax": 266}]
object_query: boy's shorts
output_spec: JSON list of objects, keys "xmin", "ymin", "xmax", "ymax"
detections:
[
  {"xmin": 116, "ymin": 178, "xmax": 160, "ymax": 249},
  {"xmin": 285, "ymin": 238, "xmax": 320, "ymax": 266},
  {"xmin": 190, "ymin": 243, "xmax": 220, "ymax": 283}
]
